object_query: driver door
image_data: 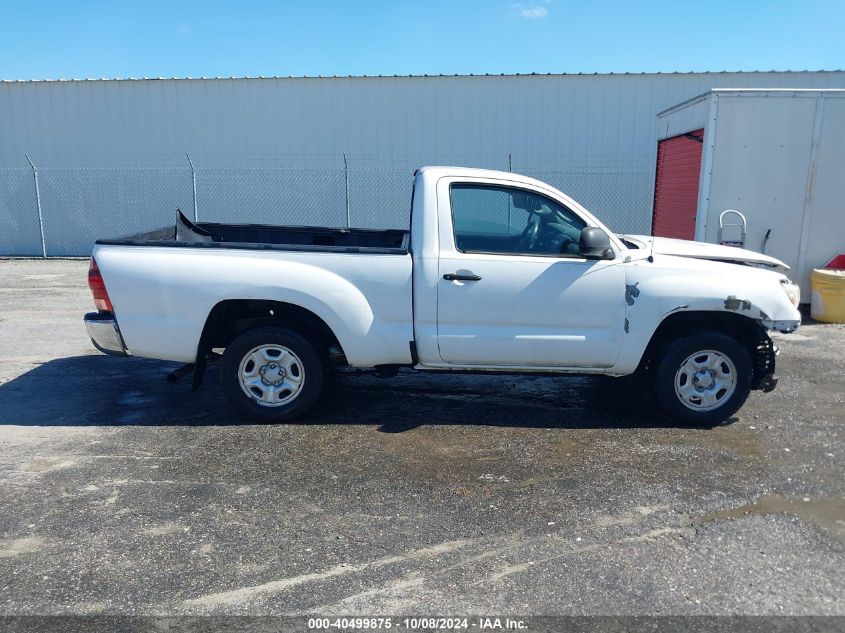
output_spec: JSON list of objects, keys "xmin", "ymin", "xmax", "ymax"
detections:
[{"xmin": 436, "ymin": 179, "xmax": 626, "ymax": 368}]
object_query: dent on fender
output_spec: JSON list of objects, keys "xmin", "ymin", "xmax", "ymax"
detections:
[
  {"xmin": 724, "ymin": 295, "xmax": 773, "ymax": 323},
  {"xmin": 723, "ymin": 295, "xmax": 752, "ymax": 311},
  {"xmin": 623, "ymin": 283, "xmax": 641, "ymax": 334},
  {"xmin": 625, "ymin": 283, "xmax": 640, "ymax": 306}
]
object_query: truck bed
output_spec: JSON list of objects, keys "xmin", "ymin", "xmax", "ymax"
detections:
[{"xmin": 96, "ymin": 211, "xmax": 409, "ymax": 255}]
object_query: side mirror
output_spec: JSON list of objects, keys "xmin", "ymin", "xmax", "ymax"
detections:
[{"xmin": 579, "ymin": 227, "xmax": 614, "ymax": 260}]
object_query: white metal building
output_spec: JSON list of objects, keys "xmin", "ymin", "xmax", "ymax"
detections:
[{"xmin": 1, "ymin": 71, "xmax": 844, "ymax": 256}]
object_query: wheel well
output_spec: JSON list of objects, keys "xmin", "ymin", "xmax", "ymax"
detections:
[
  {"xmin": 199, "ymin": 299, "xmax": 346, "ymax": 364},
  {"xmin": 638, "ymin": 311, "xmax": 774, "ymax": 389}
]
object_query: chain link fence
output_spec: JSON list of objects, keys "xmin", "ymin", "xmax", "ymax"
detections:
[
  {"xmin": 0, "ymin": 168, "xmax": 44, "ymax": 256},
  {"xmin": 0, "ymin": 156, "xmax": 654, "ymax": 256},
  {"xmin": 518, "ymin": 167, "xmax": 655, "ymax": 234},
  {"xmin": 197, "ymin": 167, "xmax": 348, "ymax": 227}
]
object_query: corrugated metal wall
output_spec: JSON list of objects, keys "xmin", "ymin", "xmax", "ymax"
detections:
[{"xmin": 1, "ymin": 72, "xmax": 844, "ymax": 255}]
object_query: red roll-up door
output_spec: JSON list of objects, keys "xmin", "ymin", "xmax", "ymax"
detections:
[{"xmin": 651, "ymin": 129, "xmax": 704, "ymax": 239}]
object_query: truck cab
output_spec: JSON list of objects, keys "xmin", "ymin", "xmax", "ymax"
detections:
[{"xmin": 411, "ymin": 167, "xmax": 627, "ymax": 371}]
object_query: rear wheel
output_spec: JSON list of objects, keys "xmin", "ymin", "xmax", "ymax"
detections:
[
  {"xmin": 652, "ymin": 332, "xmax": 752, "ymax": 425},
  {"xmin": 221, "ymin": 326, "xmax": 324, "ymax": 422}
]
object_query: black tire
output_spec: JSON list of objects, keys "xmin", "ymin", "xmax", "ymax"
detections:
[
  {"xmin": 221, "ymin": 326, "xmax": 324, "ymax": 423},
  {"xmin": 652, "ymin": 332, "xmax": 752, "ymax": 426}
]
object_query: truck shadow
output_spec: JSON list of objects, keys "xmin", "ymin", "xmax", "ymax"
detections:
[{"xmin": 0, "ymin": 356, "xmax": 727, "ymax": 429}]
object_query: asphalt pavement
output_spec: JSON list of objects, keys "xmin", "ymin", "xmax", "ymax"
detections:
[{"xmin": 0, "ymin": 259, "xmax": 842, "ymax": 619}]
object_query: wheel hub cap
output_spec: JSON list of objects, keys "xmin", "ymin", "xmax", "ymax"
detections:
[
  {"xmin": 237, "ymin": 344, "xmax": 305, "ymax": 407},
  {"xmin": 693, "ymin": 369, "xmax": 714, "ymax": 390},
  {"xmin": 674, "ymin": 349, "xmax": 737, "ymax": 412},
  {"xmin": 260, "ymin": 362, "xmax": 287, "ymax": 385}
]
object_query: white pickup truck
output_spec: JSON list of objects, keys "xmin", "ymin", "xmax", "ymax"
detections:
[{"xmin": 85, "ymin": 167, "xmax": 801, "ymax": 425}]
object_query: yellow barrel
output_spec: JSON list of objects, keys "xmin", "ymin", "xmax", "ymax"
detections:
[{"xmin": 811, "ymin": 268, "xmax": 845, "ymax": 323}]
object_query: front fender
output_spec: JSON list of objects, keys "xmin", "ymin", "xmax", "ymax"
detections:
[{"xmin": 612, "ymin": 257, "xmax": 801, "ymax": 374}]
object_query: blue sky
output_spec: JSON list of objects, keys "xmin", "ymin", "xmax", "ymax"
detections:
[{"xmin": 0, "ymin": 1, "xmax": 842, "ymax": 79}]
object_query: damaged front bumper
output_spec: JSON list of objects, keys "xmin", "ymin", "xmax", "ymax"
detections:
[
  {"xmin": 750, "ymin": 332, "xmax": 779, "ymax": 392},
  {"xmin": 757, "ymin": 373, "xmax": 778, "ymax": 393},
  {"xmin": 761, "ymin": 318, "xmax": 801, "ymax": 333}
]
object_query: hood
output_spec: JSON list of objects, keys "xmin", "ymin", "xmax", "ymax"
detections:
[{"xmin": 619, "ymin": 235, "xmax": 789, "ymax": 271}]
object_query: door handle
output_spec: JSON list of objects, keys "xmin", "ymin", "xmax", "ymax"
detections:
[{"xmin": 443, "ymin": 273, "xmax": 482, "ymax": 281}]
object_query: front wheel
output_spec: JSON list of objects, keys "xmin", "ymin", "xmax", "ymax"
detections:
[
  {"xmin": 652, "ymin": 332, "xmax": 752, "ymax": 425},
  {"xmin": 221, "ymin": 326, "xmax": 324, "ymax": 423}
]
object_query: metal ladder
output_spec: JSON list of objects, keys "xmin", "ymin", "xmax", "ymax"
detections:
[{"xmin": 718, "ymin": 210, "xmax": 747, "ymax": 248}]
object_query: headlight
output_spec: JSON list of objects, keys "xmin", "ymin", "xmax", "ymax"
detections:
[{"xmin": 780, "ymin": 279, "xmax": 800, "ymax": 307}]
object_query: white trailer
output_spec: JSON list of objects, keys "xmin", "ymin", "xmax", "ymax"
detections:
[{"xmin": 655, "ymin": 89, "xmax": 845, "ymax": 302}]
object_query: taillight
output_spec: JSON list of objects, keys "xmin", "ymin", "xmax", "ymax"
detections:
[{"xmin": 88, "ymin": 257, "xmax": 114, "ymax": 312}]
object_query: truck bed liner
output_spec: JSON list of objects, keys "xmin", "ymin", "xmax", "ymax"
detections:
[{"xmin": 96, "ymin": 211, "xmax": 409, "ymax": 255}]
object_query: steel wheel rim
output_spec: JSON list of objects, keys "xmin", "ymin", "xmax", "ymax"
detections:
[
  {"xmin": 237, "ymin": 344, "xmax": 305, "ymax": 407},
  {"xmin": 674, "ymin": 349, "xmax": 737, "ymax": 412}
]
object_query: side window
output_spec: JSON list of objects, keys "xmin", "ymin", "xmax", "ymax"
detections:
[{"xmin": 450, "ymin": 184, "xmax": 587, "ymax": 256}]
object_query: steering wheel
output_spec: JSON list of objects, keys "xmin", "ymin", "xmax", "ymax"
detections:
[
  {"xmin": 519, "ymin": 214, "xmax": 541, "ymax": 251},
  {"xmin": 558, "ymin": 235, "xmax": 576, "ymax": 255}
]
